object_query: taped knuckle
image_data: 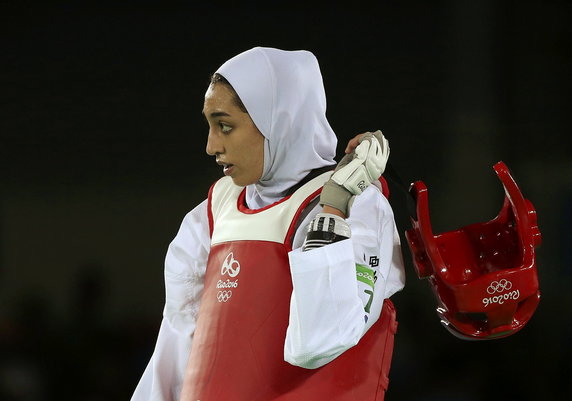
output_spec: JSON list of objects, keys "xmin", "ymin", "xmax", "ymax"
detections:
[{"xmin": 358, "ymin": 132, "xmax": 372, "ymax": 143}]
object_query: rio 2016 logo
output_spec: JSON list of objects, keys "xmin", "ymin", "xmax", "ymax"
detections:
[
  {"xmin": 216, "ymin": 253, "xmax": 240, "ymax": 303},
  {"xmin": 221, "ymin": 252, "xmax": 241, "ymax": 277},
  {"xmin": 482, "ymin": 279, "xmax": 520, "ymax": 307}
]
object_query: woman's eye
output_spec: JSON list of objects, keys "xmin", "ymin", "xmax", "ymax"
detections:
[{"xmin": 220, "ymin": 123, "xmax": 232, "ymax": 133}]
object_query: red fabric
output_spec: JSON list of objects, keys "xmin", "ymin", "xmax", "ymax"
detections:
[
  {"xmin": 207, "ymin": 181, "xmax": 216, "ymax": 237},
  {"xmin": 182, "ymin": 177, "xmax": 397, "ymax": 400},
  {"xmin": 380, "ymin": 176, "xmax": 390, "ymax": 199},
  {"xmin": 181, "ymin": 239, "xmax": 397, "ymax": 400}
]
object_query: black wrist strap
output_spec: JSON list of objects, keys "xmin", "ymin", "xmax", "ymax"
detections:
[{"xmin": 383, "ymin": 162, "xmax": 417, "ymax": 220}]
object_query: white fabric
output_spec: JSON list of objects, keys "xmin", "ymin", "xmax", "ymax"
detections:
[
  {"xmin": 215, "ymin": 47, "xmax": 337, "ymax": 207},
  {"xmin": 131, "ymin": 186, "xmax": 406, "ymax": 400},
  {"xmin": 132, "ymin": 199, "xmax": 210, "ymax": 401},
  {"xmin": 286, "ymin": 186, "xmax": 405, "ymax": 368},
  {"xmin": 209, "ymin": 173, "xmax": 331, "ymax": 245}
]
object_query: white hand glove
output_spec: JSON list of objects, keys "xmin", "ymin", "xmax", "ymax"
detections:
[
  {"xmin": 320, "ymin": 130, "xmax": 390, "ymax": 216},
  {"xmin": 331, "ymin": 130, "xmax": 389, "ymax": 195}
]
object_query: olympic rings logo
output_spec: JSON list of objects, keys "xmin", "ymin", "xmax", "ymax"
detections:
[
  {"xmin": 487, "ymin": 279, "xmax": 512, "ymax": 294},
  {"xmin": 221, "ymin": 252, "xmax": 241, "ymax": 278},
  {"xmin": 217, "ymin": 290, "xmax": 232, "ymax": 303}
]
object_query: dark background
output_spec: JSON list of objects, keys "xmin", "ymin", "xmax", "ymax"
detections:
[{"xmin": 1, "ymin": 1, "xmax": 571, "ymax": 400}]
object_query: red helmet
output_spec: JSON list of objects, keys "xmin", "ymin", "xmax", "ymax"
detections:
[{"xmin": 405, "ymin": 161, "xmax": 541, "ymax": 340}]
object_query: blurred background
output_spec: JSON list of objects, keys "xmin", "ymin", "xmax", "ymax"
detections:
[{"xmin": 1, "ymin": 1, "xmax": 570, "ymax": 400}]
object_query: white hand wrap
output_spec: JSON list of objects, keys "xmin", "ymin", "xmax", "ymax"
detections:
[
  {"xmin": 331, "ymin": 130, "xmax": 390, "ymax": 195},
  {"xmin": 302, "ymin": 213, "xmax": 351, "ymax": 251}
]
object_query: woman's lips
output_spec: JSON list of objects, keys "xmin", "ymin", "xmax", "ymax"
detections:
[{"xmin": 223, "ymin": 164, "xmax": 234, "ymax": 176}]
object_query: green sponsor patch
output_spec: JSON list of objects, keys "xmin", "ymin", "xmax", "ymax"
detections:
[{"xmin": 356, "ymin": 264, "xmax": 375, "ymax": 289}]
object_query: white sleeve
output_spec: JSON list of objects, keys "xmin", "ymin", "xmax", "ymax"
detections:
[
  {"xmin": 284, "ymin": 185, "xmax": 405, "ymax": 369},
  {"xmin": 131, "ymin": 200, "xmax": 211, "ymax": 401}
]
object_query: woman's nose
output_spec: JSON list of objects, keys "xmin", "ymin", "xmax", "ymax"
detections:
[{"xmin": 206, "ymin": 129, "xmax": 223, "ymax": 156}]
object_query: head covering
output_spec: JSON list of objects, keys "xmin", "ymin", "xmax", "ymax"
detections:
[{"xmin": 214, "ymin": 47, "xmax": 337, "ymax": 208}]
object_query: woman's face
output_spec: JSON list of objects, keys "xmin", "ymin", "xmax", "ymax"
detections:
[{"xmin": 204, "ymin": 83, "xmax": 265, "ymax": 187}]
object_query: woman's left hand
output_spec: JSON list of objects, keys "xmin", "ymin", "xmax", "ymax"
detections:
[
  {"xmin": 320, "ymin": 130, "xmax": 389, "ymax": 217},
  {"xmin": 344, "ymin": 132, "xmax": 368, "ymax": 154}
]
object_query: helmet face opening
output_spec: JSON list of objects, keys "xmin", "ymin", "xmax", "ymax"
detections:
[{"xmin": 406, "ymin": 161, "xmax": 541, "ymax": 340}]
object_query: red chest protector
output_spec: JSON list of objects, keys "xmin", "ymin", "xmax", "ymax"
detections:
[{"xmin": 180, "ymin": 173, "xmax": 397, "ymax": 401}]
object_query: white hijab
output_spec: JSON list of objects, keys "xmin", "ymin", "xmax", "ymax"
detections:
[{"xmin": 215, "ymin": 47, "xmax": 337, "ymax": 208}]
